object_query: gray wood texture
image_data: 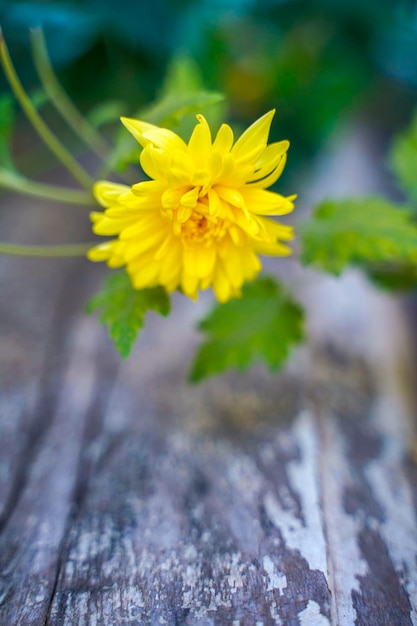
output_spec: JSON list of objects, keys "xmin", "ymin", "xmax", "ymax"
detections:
[{"xmin": 1, "ymin": 130, "xmax": 417, "ymax": 625}]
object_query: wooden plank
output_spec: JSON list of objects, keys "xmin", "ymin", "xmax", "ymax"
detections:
[{"xmin": 0, "ymin": 131, "xmax": 416, "ymax": 624}]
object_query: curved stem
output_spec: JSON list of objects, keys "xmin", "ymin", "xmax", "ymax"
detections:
[
  {"xmin": 0, "ymin": 29, "xmax": 94, "ymax": 191},
  {"xmin": 0, "ymin": 168, "xmax": 94, "ymax": 205},
  {"xmin": 30, "ymin": 28, "xmax": 110, "ymax": 159},
  {"xmin": 0, "ymin": 242, "xmax": 95, "ymax": 257}
]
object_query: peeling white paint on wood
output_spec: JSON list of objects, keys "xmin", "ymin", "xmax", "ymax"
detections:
[
  {"xmin": 263, "ymin": 411, "xmax": 328, "ymax": 575},
  {"xmin": 262, "ymin": 555, "xmax": 287, "ymax": 593},
  {"xmin": 364, "ymin": 413, "xmax": 417, "ymax": 624},
  {"xmin": 299, "ymin": 600, "xmax": 331, "ymax": 625},
  {"xmin": 320, "ymin": 416, "xmax": 369, "ymax": 626}
]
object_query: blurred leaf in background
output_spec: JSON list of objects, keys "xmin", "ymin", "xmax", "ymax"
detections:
[
  {"xmin": 300, "ymin": 197, "xmax": 417, "ymax": 275},
  {"xmin": 0, "ymin": 93, "xmax": 15, "ymax": 170},
  {"xmin": 1, "ymin": 0, "xmax": 415, "ymax": 158},
  {"xmin": 389, "ymin": 109, "xmax": 417, "ymax": 203},
  {"xmin": 101, "ymin": 53, "xmax": 225, "ymax": 173}
]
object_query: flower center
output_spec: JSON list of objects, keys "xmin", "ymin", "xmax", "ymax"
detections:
[{"xmin": 181, "ymin": 207, "xmax": 227, "ymax": 246}]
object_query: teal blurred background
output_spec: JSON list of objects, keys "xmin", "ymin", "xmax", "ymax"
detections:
[{"xmin": 1, "ymin": 0, "xmax": 416, "ymax": 173}]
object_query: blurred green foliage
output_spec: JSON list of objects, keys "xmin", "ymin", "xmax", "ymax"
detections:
[
  {"xmin": 300, "ymin": 112, "xmax": 417, "ymax": 294},
  {"xmin": 389, "ymin": 109, "xmax": 417, "ymax": 202},
  {"xmin": 0, "ymin": 93, "xmax": 15, "ymax": 169},
  {"xmin": 1, "ymin": 0, "xmax": 416, "ymax": 165},
  {"xmin": 300, "ymin": 197, "xmax": 417, "ymax": 274}
]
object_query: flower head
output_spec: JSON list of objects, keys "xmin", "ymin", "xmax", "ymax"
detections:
[{"xmin": 88, "ymin": 110, "xmax": 296, "ymax": 302}]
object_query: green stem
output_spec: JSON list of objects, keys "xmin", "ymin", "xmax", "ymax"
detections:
[
  {"xmin": 30, "ymin": 28, "xmax": 110, "ymax": 160},
  {"xmin": 0, "ymin": 29, "xmax": 94, "ymax": 191},
  {"xmin": 0, "ymin": 242, "xmax": 94, "ymax": 257},
  {"xmin": 0, "ymin": 168, "xmax": 94, "ymax": 205}
]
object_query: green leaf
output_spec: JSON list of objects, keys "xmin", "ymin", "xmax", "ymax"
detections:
[
  {"xmin": 189, "ymin": 277, "xmax": 305, "ymax": 382},
  {"xmin": 87, "ymin": 100, "xmax": 130, "ymax": 129},
  {"xmin": 367, "ymin": 262, "xmax": 417, "ymax": 291},
  {"xmin": 138, "ymin": 90, "xmax": 224, "ymax": 132},
  {"xmin": 389, "ymin": 110, "xmax": 417, "ymax": 201},
  {"xmin": 300, "ymin": 197, "xmax": 417, "ymax": 275},
  {"xmin": 140, "ymin": 55, "xmax": 225, "ymax": 132},
  {"xmin": 29, "ymin": 87, "xmax": 49, "ymax": 110},
  {"xmin": 86, "ymin": 271, "xmax": 171, "ymax": 358},
  {"xmin": 0, "ymin": 94, "xmax": 15, "ymax": 170}
]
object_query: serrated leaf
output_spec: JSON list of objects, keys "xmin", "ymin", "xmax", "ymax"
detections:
[
  {"xmin": 189, "ymin": 277, "xmax": 305, "ymax": 382},
  {"xmin": 300, "ymin": 197, "xmax": 417, "ymax": 275},
  {"xmin": 87, "ymin": 271, "xmax": 170, "ymax": 358},
  {"xmin": 389, "ymin": 110, "xmax": 417, "ymax": 201},
  {"xmin": 0, "ymin": 94, "xmax": 15, "ymax": 170}
]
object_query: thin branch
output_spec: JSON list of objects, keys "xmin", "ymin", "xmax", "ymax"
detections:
[
  {"xmin": 30, "ymin": 28, "xmax": 110, "ymax": 159},
  {"xmin": 0, "ymin": 168, "xmax": 94, "ymax": 205},
  {"xmin": 0, "ymin": 29, "xmax": 94, "ymax": 191},
  {"xmin": 0, "ymin": 242, "xmax": 95, "ymax": 257}
]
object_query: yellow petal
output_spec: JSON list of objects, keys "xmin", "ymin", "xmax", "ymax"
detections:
[
  {"xmin": 121, "ymin": 117, "xmax": 187, "ymax": 151},
  {"xmin": 184, "ymin": 244, "xmax": 217, "ymax": 278},
  {"xmin": 180, "ymin": 187, "xmax": 200, "ymax": 208},
  {"xmin": 162, "ymin": 187, "xmax": 185, "ymax": 209},
  {"xmin": 207, "ymin": 151, "xmax": 223, "ymax": 181},
  {"xmin": 253, "ymin": 239, "xmax": 292, "ymax": 256},
  {"xmin": 159, "ymin": 243, "xmax": 182, "ymax": 285},
  {"xmin": 246, "ymin": 153, "xmax": 288, "ymax": 189},
  {"xmin": 241, "ymin": 248, "xmax": 262, "ymax": 278},
  {"xmin": 177, "ymin": 205, "xmax": 193, "ymax": 223},
  {"xmin": 94, "ymin": 182, "xmax": 131, "ymax": 208},
  {"xmin": 256, "ymin": 217, "xmax": 294, "ymax": 242},
  {"xmin": 216, "ymin": 186, "xmax": 245, "ymax": 210},
  {"xmin": 132, "ymin": 180, "xmax": 166, "ymax": 196},
  {"xmin": 120, "ymin": 213, "xmax": 168, "ymax": 240},
  {"xmin": 154, "ymin": 233, "xmax": 176, "ymax": 260},
  {"xmin": 168, "ymin": 167, "xmax": 192, "ymax": 187},
  {"xmin": 140, "ymin": 144, "xmax": 170, "ymax": 180},
  {"xmin": 212, "ymin": 263, "xmax": 233, "ymax": 302},
  {"xmin": 87, "ymin": 241, "xmax": 115, "ymax": 261},
  {"xmin": 240, "ymin": 188, "xmax": 295, "ymax": 216},
  {"xmin": 129, "ymin": 261, "xmax": 160, "ymax": 289},
  {"xmin": 247, "ymin": 141, "xmax": 289, "ymax": 181},
  {"xmin": 141, "ymin": 128, "xmax": 187, "ymax": 152},
  {"xmin": 207, "ymin": 189, "xmax": 222, "ymax": 216},
  {"xmin": 212, "ymin": 123, "xmax": 234, "ymax": 154},
  {"xmin": 181, "ymin": 272, "xmax": 199, "ymax": 299},
  {"xmin": 107, "ymin": 255, "xmax": 126, "ymax": 268},
  {"xmin": 120, "ymin": 117, "xmax": 156, "ymax": 146},
  {"xmin": 92, "ymin": 214, "xmax": 138, "ymax": 236},
  {"xmin": 221, "ymin": 245, "xmax": 245, "ymax": 289},
  {"xmin": 229, "ymin": 224, "xmax": 244, "ymax": 246},
  {"xmin": 255, "ymin": 140, "xmax": 289, "ymax": 168},
  {"xmin": 187, "ymin": 114, "xmax": 212, "ymax": 168},
  {"xmin": 231, "ymin": 110, "xmax": 275, "ymax": 160}
]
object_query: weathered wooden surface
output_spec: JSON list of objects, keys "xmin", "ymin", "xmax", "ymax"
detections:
[{"xmin": 1, "ymin": 135, "xmax": 417, "ymax": 625}]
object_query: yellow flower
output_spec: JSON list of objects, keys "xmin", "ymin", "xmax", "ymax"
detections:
[{"xmin": 88, "ymin": 110, "xmax": 296, "ymax": 302}]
